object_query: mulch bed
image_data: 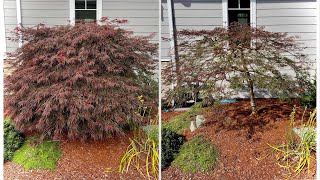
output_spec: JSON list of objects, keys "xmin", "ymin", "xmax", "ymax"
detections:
[
  {"xmin": 161, "ymin": 110, "xmax": 186, "ymax": 122},
  {"xmin": 162, "ymin": 99, "xmax": 316, "ymax": 180},
  {"xmin": 4, "ymin": 132, "xmax": 148, "ymax": 180}
]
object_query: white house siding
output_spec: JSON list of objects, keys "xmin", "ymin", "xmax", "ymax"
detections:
[
  {"xmin": 20, "ymin": 0, "xmax": 70, "ymax": 26},
  {"xmin": 257, "ymin": 0, "xmax": 317, "ymax": 71},
  {"xmin": 161, "ymin": 0, "xmax": 223, "ymax": 59},
  {"xmin": 102, "ymin": 0, "xmax": 159, "ymax": 44},
  {"xmin": 3, "ymin": 0, "xmax": 158, "ymax": 53},
  {"xmin": 4, "ymin": 0, "xmax": 18, "ymax": 53}
]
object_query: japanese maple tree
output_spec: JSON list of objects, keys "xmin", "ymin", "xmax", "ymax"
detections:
[
  {"xmin": 5, "ymin": 19, "xmax": 158, "ymax": 140},
  {"xmin": 163, "ymin": 23, "xmax": 311, "ymax": 114}
]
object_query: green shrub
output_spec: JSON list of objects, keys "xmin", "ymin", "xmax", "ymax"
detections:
[
  {"xmin": 4, "ymin": 119, "xmax": 25, "ymax": 163},
  {"xmin": 161, "ymin": 128, "xmax": 185, "ymax": 170},
  {"xmin": 12, "ymin": 138, "xmax": 62, "ymax": 170},
  {"xmin": 300, "ymin": 77, "xmax": 316, "ymax": 108},
  {"xmin": 162, "ymin": 106, "xmax": 202, "ymax": 134},
  {"xmin": 172, "ymin": 136, "xmax": 219, "ymax": 173}
]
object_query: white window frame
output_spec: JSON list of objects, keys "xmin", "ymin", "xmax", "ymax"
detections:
[
  {"xmin": 222, "ymin": 0, "xmax": 256, "ymax": 28},
  {"xmin": 69, "ymin": 0, "xmax": 102, "ymax": 25}
]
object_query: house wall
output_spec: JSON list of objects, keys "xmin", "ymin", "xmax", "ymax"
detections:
[
  {"xmin": 256, "ymin": 0, "xmax": 317, "ymax": 68},
  {"xmin": 3, "ymin": 0, "xmax": 159, "ymax": 53},
  {"xmin": 161, "ymin": 0, "xmax": 223, "ymax": 59},
  {"xmin": 4, "ymin": 0, "xmax": 18, "ymax": 53},
  {"xmin": 102, "ymin": 0, "xmax": 158, "ymax": 44}
]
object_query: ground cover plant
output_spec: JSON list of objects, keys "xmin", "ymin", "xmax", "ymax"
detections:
[
  {"xmin": 269, "ymin": 107, "xmax": 316, "ymax": 176},
  {"xmin": 12, "ymin": 137, "xmax": 62, "ymax": 170},
  {"xmin": 161, "ymin": 128, "xmax": 185, "ymax": 170},
  {"xmin": 172, "ymin": 136, "xmax": 219, "ymax": 173},
  {"xmin": 4, "ymin": 119, "xmax": 25, "ymax": 163},
  {"xmin": 5, "ymin": 19, "xmax": 157, "ymax": 141},
  {"xmin": 163, "ymin": 22, "xmax": 311, "ymax": 114}
]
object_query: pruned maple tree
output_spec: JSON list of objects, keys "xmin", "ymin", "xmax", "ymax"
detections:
[
  {"xmin": 5, "ymin": 19, "xmax": 158, "ymax": 140},
  {"xmin": 163, "ymin": 22, "xmax": 311, "ymax": 114}
]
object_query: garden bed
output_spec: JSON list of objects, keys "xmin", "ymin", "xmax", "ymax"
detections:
[
  {"xmin": 4, "ymin": 132, "xmax": 145, "ymax": 179},
  {"xmin": 162, "ymin": 99, "xmax": 316, "ymax": 180}
]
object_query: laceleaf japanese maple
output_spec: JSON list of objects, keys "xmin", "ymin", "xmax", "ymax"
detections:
[
  {"xmin": 163, "ymin": 22, "xmax": 311, "ymax": 114},
  {"xmin": 5, "ymin": 19, "xmax": 158, "ymax": 140}
]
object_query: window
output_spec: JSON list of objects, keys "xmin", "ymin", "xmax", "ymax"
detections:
[
  {"xmin": 228, "ymin": 0, "xmax": 250, "ymax": 25},
  {"xmin": 75, "ymin": 0, "xmax": 97, "ymax": 21}
]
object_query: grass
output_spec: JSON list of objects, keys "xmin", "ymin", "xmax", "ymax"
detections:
[
  {"xmin": 172, "ymin": 136, "xmax": 219, "ymax": 173},
  {"xmin": 162, "ymin": 106, "xmax": 203, "ymax": 134},
  {"xmin": 12, "ymin": 138, "xmax": 62, "ymax": 170}
]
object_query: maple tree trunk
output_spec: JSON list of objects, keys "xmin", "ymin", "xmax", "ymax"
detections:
[{"xmin": 249, "ymin": 80, "xmax": 256, "ymax": 114}]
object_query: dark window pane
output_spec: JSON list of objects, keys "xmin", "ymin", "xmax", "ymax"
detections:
[
  {"xmin": 75, "ymin": 10, "xmax": 96, "ymax": 20},
  {"xmin": 240, "ymin": 0, "xmax": 250, "ymax": 8},
  {"xmin": 228, "ymin": 10, "xmax": 250, "ymax": 25},
  {"xmin": 228, "ymin": 0, "xmax": 238, "ymax": 8},
  {"xmin": 75, "ymin": 0, "xmax": 85, "ymax": 9},
  {"xmin": 87, "ymin": 0, "xmax": 96, "ymax": 9}
]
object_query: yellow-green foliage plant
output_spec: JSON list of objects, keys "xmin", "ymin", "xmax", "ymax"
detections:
[
  {"xmin": 119, "ymin": 128, "xmax": 159, "ymax": 179},
  {"xmin": 119, "ymin": 96, "xmax": 159, "ymax": 179},
  {"xmin": 269, "ymin": 107, "xmax": 316, "ymax": 176}
]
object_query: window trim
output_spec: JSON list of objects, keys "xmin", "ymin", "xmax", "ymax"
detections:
[
  {"xmin": 222, "ymin": 0, "xmax": 256, "ymax": 27},
  {"xmin": 70, "ymin": 0, "xmax": 102, "ymax": 25}
]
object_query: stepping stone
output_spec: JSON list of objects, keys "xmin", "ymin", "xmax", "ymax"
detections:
[
  {"xmin": 292, "ymin": 127, "xmax": 316, "ymax": 143},
  {"xmin": 190, "ymin": 121, "xmax": 196, "ymax": 132},
  {"xmin": 196, "ymin": 115, "xmax": 204, "ymax": 128}
]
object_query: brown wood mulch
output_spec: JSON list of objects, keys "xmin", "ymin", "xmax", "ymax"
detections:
[
  {"xmin": 162, "ymin": 99, "xmax": 316, "ymax": 180},
  {"xmin": 4, "ymin": 133, "xmax": 149, "ymax": 180}
]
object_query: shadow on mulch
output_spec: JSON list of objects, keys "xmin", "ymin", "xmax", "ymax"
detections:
[{"xmin": 204, "ymin": 98, "xmax": 310, "ymax": 140}]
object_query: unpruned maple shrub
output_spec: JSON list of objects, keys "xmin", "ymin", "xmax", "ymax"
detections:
[
  {"xmin": 163, "ymin": 22, "xmax": 311, "ymax": 114},
  {"xmin": 5, "ymin": 19, "xmax": 158, "ymax": 141}
]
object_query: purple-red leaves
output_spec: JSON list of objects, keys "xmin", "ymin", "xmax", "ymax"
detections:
[{"xmin": 5, "ymin": 19, "xmax": 157, "ymax": 141}]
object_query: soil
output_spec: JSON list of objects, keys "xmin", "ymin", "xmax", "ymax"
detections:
[
  {"xmin": 162, "ymin": 99, "xmax": 316, "ymax": 180},
  {"xmin": 4, "ymin": 132, "xmax": 149, "ymax": 180}
]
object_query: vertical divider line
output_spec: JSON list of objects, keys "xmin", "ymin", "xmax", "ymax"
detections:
[
  {"xmin": 316, "ymin": 0, "xmax": 320, "ymax": 179},
  {"xmin": 0, "ymin": 1, "xmax": 5, "ymax": 179},
  {"xmin": 158, "ymin": 0, "xmax": 162, "ymax": 179}
]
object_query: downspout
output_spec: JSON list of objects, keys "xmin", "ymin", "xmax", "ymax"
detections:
[
  {"xmin": 167, "ymin": 0, "xmax": 179, "ymax": 107},
  {"xmin": 16, "ymin": 0, "xmax": 22, "ymax": 48}
]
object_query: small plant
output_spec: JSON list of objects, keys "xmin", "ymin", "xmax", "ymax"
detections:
[
  {"xmin": 4, "ymin": 119, "xmax": 25, "ymax": 163},
  {"xmin": 12, "ymin": 138, "xmax": 62, "ymax": 170},
  {"xmin": 269, "ymin": 107, "xmax": 316, "ymax": 176},
  {"xmin": 119, "ymin": 128, "xmax": 159, "ymax": 180},
  {"xmin": 161, "ymin": 128, "xmax": 185, "ymax": 170},
  {"xmin": 162, "ymin": 106, "xmax": 202, "ymax": 134},
  {"xmin": 299, "ymin": 76, "xmax": 316, "ymax": 108},
  {"xmin": 172, "ymin": 136, "xmax": 219, "ymax": 173}
]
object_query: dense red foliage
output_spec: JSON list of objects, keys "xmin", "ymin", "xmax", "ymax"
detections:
[{"xmin": 5, "ymin": 20, "xmax": 158, "ymax": 141}]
